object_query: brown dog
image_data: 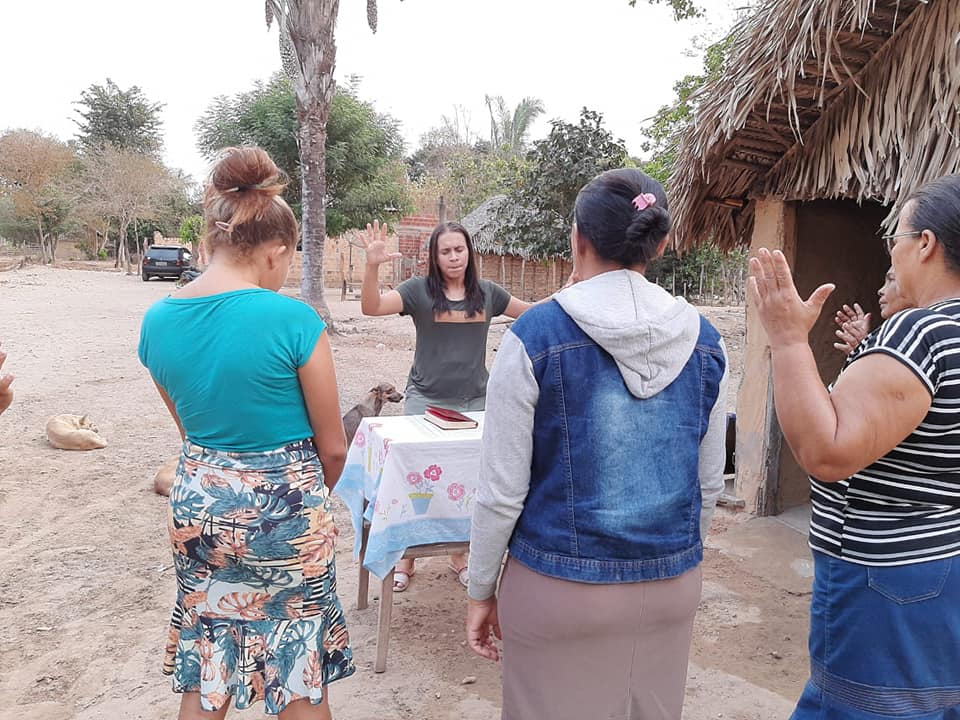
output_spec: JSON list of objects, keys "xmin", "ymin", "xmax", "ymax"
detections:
[{"xmin": 342, "ymin": 383, "xmax": 404, "ymax": 445}]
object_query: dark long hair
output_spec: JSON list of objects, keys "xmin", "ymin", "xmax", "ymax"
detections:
[{"xmin": 425, "ymin": 222, "xmax": 485, "ymax": 317}]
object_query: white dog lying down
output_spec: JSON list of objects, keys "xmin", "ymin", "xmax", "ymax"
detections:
[{"xmin": 45, "ymin": 414, "xmax": 107, "ymax": 451}]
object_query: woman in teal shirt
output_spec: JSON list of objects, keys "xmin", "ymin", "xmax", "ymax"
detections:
[{"xmin": 139, "ymin": 147, "xmax": 354, "ymax": 719}]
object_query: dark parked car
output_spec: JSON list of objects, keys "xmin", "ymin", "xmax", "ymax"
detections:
[{"xmin": 142, "ymin": 245, "xmax": 193, "ymax": 281}]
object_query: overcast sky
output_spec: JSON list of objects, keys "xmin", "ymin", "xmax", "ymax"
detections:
[{"xmin": 1, "ymin": 0, "xmax": 740, "ymax": 183}]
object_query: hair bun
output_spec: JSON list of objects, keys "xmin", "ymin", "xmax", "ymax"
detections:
[
  {"xmin": 209, "ymin": 146, "xmax": 285, "ymax": 198},
  {"xmin": 623, "ymin": 206, "xmax": 671, "ymax": 263}
]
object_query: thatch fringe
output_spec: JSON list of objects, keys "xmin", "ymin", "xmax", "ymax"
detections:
[
  {"xmin": 460, "ymin": 195, "xmax": 529, "ymax": 257},
  {"xmin": 671, "ymin": 0, "xmax": 959, "ymax": 250}
]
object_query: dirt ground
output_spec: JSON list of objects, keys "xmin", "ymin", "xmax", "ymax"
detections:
[{"xmin": 1, "ymin": 265, "xmax": 808, "ymax": 720}]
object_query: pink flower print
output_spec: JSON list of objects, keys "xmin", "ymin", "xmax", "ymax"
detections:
[
  {"xmin": 447, "ymin": 483, "xmax": 466, "ymax": 501},
  {"xmin": 407, "ymin": 471, "xmax": 423, "ymax": 487},
  {"xmin": 423, "ymin": 464, "xmax": 443, "ymax": 482},
  {"xmin": 374, "ymin": 500, "xmax": 382, "ymax": 513},
  {"xmin": 391, "ymin": 498, "xmax": 399, "ymax": 504},
  {"xmin": 355, "ymin": 432, "xmax": 366, "ymax": 448}
]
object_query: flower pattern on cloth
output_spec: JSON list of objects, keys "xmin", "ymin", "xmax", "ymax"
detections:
[
  {"xmin": 336, "ymin": 415, "xmax": 486, "ymax": 577},
  {"xmin": 165, "ymin": 442, "xmax": 355, "ymax": 715}
]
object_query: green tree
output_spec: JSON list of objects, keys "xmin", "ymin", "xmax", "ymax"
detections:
[
  {"xmin": 407, "ymin": 122, "xmax": 529, "ymax": 219},
  {"xmin": 484, "ymin": 95, "xmax": 545, "ymax": 158},
  {"xmin": 496, "ymin": 108, "xmax": 628, "ymax": 258},
  {"xmin": 179, "ymin": 213, "xmax": 204, "ymax": 257},
  {"xmin": 194, "ymin": 74, "xmax": 410, "ymax": 235},
  {"xmin": 195, "ymin": 74, "xmax": 300, "ymax": 202},
  {"xmin": 73, "ymin": 79, "xmax": 165, "ymax": 156},
  {"xmin": 261, "ymin": 0, "xmax": 697, "ymax": 321}
]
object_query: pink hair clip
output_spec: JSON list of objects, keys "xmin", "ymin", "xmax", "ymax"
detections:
[
  {"xmin": 633, "ymin": 193, "xmax": 657, "ymax": 211},
  {"xmin": 215, "ymin": 221, "xmax": 233, "ymax": 233}
]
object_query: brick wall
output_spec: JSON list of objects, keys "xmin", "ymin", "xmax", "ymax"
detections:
[
  {"xmin": 395, "ymin": 215, "xmax": 438, "ymax": 280},
  {"xmin": 285, "ymin": 233, "xmax": 398, "ymax": 290}
]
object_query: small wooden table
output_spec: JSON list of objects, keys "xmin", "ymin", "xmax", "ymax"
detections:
[{"xmin": 334, "ymin": 414, "xmax": 485, "ymax": 672}]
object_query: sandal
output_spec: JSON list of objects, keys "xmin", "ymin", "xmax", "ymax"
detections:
[
  {"xmin": 447, "ymin": 562, "xmax": 469, "ymax": 588},
  {"xmin": 393, "ymin": 570, "xmax": 413, "ymax": 593}
]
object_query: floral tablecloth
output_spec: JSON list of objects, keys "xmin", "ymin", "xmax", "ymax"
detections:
[{"xmin": 334, "ymin": 413, "xmax": 484, "ymax": 579}]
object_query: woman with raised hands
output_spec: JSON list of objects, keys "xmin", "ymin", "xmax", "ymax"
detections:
[
  {"xmin": 749, "ymin": 174, "xmax": 960, "ymax": 720},
  {"xmin": 358, "ymin": 219, "xmax": 531, "ymax": 593}
]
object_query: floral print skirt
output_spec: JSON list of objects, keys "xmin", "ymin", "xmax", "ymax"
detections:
[{"xmin": 164, "ymin": 439, "xmax": 355, "ymax": 714}]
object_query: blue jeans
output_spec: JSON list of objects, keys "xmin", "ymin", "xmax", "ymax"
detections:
[{"xmin": 792, "ymin": 551, "xmax": 960, "ymax": 719}]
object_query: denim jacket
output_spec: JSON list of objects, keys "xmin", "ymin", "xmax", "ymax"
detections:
[{"xmin": 468, "ymin": 270, "xmax": 728, "ymax": 600}]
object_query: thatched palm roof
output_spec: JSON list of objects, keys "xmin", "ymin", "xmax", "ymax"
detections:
[
  {"xmin": 671, "ymin": 0, "xmax": 960, "ymax": 250},
  {"xmin": 460, "ymin": 195, "xmax": 517, "ymax": 256}
]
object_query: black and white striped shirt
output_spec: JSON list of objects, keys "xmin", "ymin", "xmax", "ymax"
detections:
[{"xmin": 809, "ymin": 299, "xmax": 960, "ymax": 565}]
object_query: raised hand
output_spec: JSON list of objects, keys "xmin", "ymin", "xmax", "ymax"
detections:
[
  {"xmin": 359, "ymin": 220, "xmax": 402, "ymax": 267},
  {"xmin": 0, "ymin": 346, "xmax": 14, "ymax": 415},
  {"xmin": 833, "ymin": 303, "xmax": 871, "ymax": 355},
  {"xmin": 748, "ymin": 248, "xmax": 835, "ymax": 347}
]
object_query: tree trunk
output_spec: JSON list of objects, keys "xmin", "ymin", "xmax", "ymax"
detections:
[
  {"xmin": 118, "ymin": 219, "xmax": 131, "ymax": 273},
  {"xmin": 288, "ymin": 0, "xmax": 341, "ymax": 327},
  {"xmin": 35, "ymin": 215, "xmax": 49, "ymax": 264},
  {"xmin": 298, "ymin": 108, "xmax": 333, "ymax": 324}
]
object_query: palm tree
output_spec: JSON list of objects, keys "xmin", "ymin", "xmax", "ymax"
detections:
[
  {"xmin": 262, "ymin": 2, "xmax": 683, "ymax": 321},
  {"xmin": 484, "ymin": 95, "xmax": 546, "ymax": 157},
  {"xmin": 264, "ymin": 1, "xmax": 379, "ymax": 323}
]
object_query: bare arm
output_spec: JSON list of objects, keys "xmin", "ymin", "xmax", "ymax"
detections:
[
  {"xmin": 153, "ymin": 379, "xmax": 185, "ymax": 441},
  {"xmin": 358, "ymin": 220, "xmax": 404, "ymax": 316},
  {"xmin": 361, "ymin": 265, "xmax": 404, "ymax": 316},
  {"xmin": 750, "ymin": 249, "xmax": 931, "ymax": 482},
  {"xmin": 770, "ymin": 344, "xmax": 930, "ymax": 481},
  {"xmin": 502, "ymin": 296, "xmax": 531, "ymax": 318},
  {"xmin": 299, "ymin": 332, "xmax": 347, "ymax": 490}
]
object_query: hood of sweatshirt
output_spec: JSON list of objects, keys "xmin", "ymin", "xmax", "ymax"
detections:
[{"xmin": 554, "ymin": 269, "xmax": 702, "ymax": 399}]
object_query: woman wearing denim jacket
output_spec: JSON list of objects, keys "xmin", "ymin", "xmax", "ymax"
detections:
[
  {"xmin": 465, "ymin": 168, "xmax": 729, "ymax": 720},
  {"xmin": 750, "ymin": 175, "xmax": 960, "ymax": 720}
]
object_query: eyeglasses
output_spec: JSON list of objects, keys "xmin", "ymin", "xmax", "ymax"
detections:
[{"xmin": 882, "ymin": 230, "xmax": 923, "ymax": 254}]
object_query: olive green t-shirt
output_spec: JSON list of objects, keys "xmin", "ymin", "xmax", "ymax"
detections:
[{"xmin": 396, "ymin": 276, "xmax": 511, "ymax": 407}]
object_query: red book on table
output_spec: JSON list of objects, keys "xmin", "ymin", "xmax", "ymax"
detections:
[{"xmin": 424, "ymin": 405, "xmax": 479, "ymax": 430}]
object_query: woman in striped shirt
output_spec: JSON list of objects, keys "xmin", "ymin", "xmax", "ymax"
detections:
[{"xmin": 750, "ymin": 174, "xmax": 960, "ymax": 720}]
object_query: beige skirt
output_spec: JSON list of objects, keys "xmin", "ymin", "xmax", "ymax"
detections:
[{"xmin": 498, "ymin": 558, "xmax": 702, "ymax": 720}]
